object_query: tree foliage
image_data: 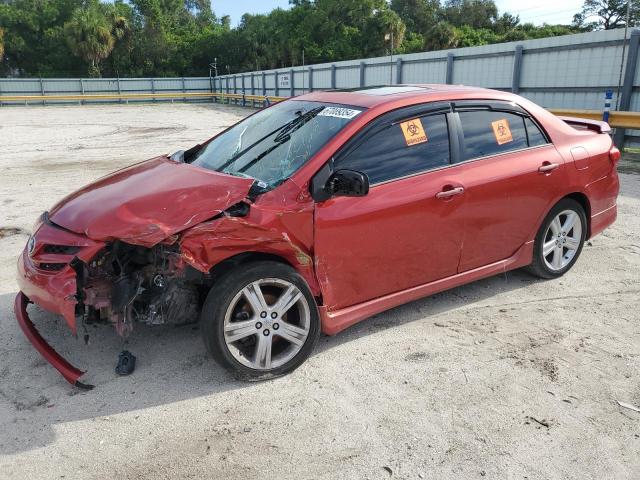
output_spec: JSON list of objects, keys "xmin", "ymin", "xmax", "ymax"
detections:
[
  {"xmin": 0, "ymin": 0, "xmax": 589, "ymax": 78},
  {"xmin": 573, "ymin": 0, "xmax": 639, "ymax": 30},
  {"xmin": 64, "ymin": 1, "xmax": 118, "ymax": 77}
]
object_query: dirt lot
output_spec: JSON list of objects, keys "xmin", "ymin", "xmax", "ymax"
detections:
[{"xmin": 0, "ymin": 103, "xmax": 639, "ymax": 480}]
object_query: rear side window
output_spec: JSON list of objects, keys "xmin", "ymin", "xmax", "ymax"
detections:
[
  {"xmin": 458, "ymin": 110, "xmax": 529, "ymax": 160},
  {"xmin": 339, "ymin": 114, "xmax": 450, "ymax": 184},
  {"xmin": 525, "ymin": 117, "xmax": 548, "ymax": 147}
]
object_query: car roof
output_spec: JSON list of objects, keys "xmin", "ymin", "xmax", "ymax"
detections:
[{"xmin": 292, "ymin": 84, "xmax": 516, "ymax": 109}]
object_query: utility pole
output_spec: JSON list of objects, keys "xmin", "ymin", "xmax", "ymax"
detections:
[
  {"xmin": 385, "ymin": 29, "xmax": 394, "ymax": 85},
  {"xmin": 615, "ymin": 0, "xmax": 632, "ymax": 110},
  {"xmin": 208, "ymin": 58, "xmax": 218, "ymax": 94}
]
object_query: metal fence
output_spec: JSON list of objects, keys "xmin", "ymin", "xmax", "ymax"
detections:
[{"xmin": 1, "ymin": 28, "xmax": 639, "ymax": 145}]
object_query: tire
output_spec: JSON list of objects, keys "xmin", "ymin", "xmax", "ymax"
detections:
[
  {"xmin": 200, "ymin": 261, "xmax": 320, "ymax": 380},
  {"xmin": 526, "ymin": 198, "xmax": 587, "ymax": 279}
]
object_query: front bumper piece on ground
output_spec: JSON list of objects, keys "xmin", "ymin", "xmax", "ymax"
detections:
[{"xmin": 14, "ymin": 292, "xmax": 93, "ymax": 390}]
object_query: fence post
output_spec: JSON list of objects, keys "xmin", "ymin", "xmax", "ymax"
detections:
[
  {"xmin": 79, "ymin": 78, "xmax": 84, "ymax": 106},
  {"xmin": 396, "ymin": 58, "xmax": 403, "ymax": 84},
  {"xmin": 151, "ymin": 77, "xmax": 156, "ymax": 103},
  {"xmin": 234, "ymin": 75, "xmax": 238, "ymax": 105},
  {"xmin": 275, "ymin": 71, "xmax": 279, "ymax": 97},
  {"xmin": 359, "ymin": 61, "xmax": 366, "ymax": 87},
  {"xmin": 446, "ymin": 53, "xmax": 454, "ymax": 84},
  {"xmin": 614, "ymin": 29, "xmax": 640, "ymax": 148},
  {"xmin": 308, "ymin": 66, "xmax": 313, "ymax": 92},
  {"xmin": 116, "ymin": 77, "xmax": 122, "ymax": 104},
  {"xmin": 251, "ymin": 73, "xmax": 255, "ymax": 97},
  {"xmin": 512, "ymin": 45, "xmax": 524, "ymax": 94},
  {"xmin": 331, "ymin": 64, "xmax": 336, "ymax": 89},
  {"xmin": 290, "ymin": 68, "xmax": 294, "ymax": 97},
  {"xmin": 262, "ymin": 72, "xmax": 266, "ymax": 96},
  {"xmin": 40, "ymin": 78, "xmax": 45, "ymax": 105}
]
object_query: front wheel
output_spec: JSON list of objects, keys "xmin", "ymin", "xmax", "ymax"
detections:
[
  {"xmin": 201, "ymin": 261, "xmax": 320, "ymax": 380},
  {"xmin": 526, "ymin": 198, "xmax": 587, "ymax": 279}
]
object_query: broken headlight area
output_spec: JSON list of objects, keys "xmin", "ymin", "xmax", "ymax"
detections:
[{"xmin": 78, "ymin": 241, "xmax": 206, "ymax": 337}]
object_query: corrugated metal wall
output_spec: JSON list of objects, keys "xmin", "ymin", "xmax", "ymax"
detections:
[{"xmin": 1, "ymin": 29, "xmax": 638, "ymax": 142}]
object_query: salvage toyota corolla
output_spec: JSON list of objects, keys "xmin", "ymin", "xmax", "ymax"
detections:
[{"xmin": 15, "ymin": 85, "xmax": 620, "ymax": 387}]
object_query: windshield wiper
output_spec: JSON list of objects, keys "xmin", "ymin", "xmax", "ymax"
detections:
[
  {"xmin": 217, "ymin": 106, "xmax": 325, "ymax": 173},
  {"xmin": 236, "ymin": 107, "xmax": 325, "ymax": 174}
]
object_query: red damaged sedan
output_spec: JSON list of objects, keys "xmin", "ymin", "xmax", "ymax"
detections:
[{"xmin": 15, "ymin": 85, "xmax": 620, "ymax": 386}]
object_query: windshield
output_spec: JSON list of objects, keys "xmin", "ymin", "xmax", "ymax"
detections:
[{"xmin": 191, "ymin": 100, "xmax": 363, "ymax": 188}]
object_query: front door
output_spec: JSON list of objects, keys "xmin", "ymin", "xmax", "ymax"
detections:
[{"xmin": 313, "ymin": 109, "xmax": 466, "ymax": 311}]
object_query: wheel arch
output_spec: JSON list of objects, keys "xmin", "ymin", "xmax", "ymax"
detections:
[
  {"xmin": 527, "ymin": 191, "xmax": 592, "ymax": 249},
  {"xmin": 563, "ymin": 192, "xmax": 591, "ymax": 238},
  {"xmin": 207, "ymin": 251, "xmax": 322, "ymax": 300}
]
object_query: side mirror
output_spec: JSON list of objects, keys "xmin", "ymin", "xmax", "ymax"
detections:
[{"xmin": 326, "ymin": 169, "xmax": 369, "ymax": 197}]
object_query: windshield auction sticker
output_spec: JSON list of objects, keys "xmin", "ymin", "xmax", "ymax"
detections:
[
  {"xmin": 318, "ymin": 107, "xmax": 362, "ymax": 119},
  {"xmin": 400, "ymin": 118, "xmax": 428, "ymax": 146},
  {"xmin": 492, "ymin": 119, "xmax": 513, "ymax": 145}
]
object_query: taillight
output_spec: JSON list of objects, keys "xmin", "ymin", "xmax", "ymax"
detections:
[{"xmin": 609, "ymin": 146, "xmax": 621, "ymax": 165}]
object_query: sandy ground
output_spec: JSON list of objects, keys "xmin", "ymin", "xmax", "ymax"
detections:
[{"xmin": 0, "ymin": 103, "xmax": 639, "ymax": 480}]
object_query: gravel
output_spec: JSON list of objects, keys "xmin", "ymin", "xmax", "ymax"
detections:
[{"xmin": 0, "ymin": 103, "xmax": 639, "ymax": 480}]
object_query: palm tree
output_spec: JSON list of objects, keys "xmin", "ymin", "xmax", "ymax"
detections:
[
  {"xmin": 64, "ymin": 6, "xmax": 115, "ymax": 77},
  {"xmin": 0, "ymin": 28, "xmax": 5, "ymax": 62}
]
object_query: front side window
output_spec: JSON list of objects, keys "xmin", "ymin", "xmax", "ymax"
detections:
[
  {"xmin": 191, "ymin": 101, "xmax": 363, "ymax": 188},
  {"xmin": 338, "ymin": 113, "xmax": 450, "ymax": 184}
]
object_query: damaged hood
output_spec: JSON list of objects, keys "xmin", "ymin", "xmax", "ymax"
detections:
[{"xmin": 49, "ymin": 156, "xmax": 254, "ymax": 247}]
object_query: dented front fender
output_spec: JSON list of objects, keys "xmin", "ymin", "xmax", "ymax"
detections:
[{"xmin": 179, "ymin": 199, "xmax": 320, "ymax": 297}]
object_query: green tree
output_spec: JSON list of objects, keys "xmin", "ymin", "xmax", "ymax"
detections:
[
  {"xmin": 0, "ymin": 0, "xmax": 84, "ymax": 76},
  {"xmin": 573, "ymin": 0, "xmax": 639, "ymax": 30},
  {"xmin": 64, "ymin": 2, "xmax": 115, "ymax": 76},
  {"xmin": 390, "ymin": 0, "xmax": 439, "ymax": 34},
  {"xmin": 442, "ymin": 0, "xmax": 498, "ymax": 29},
  {"xmin": 0, "ymin": 27, "xmax": 4, "ymax": 61}
]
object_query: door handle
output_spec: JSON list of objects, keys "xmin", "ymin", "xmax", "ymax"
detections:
[
  {"xmin": 436, "ymin": 186, "xmax": 465, "ymax": 199},
  {"xmin": 538, "ymin": 162, "xmax": 559, "ymax": 173}
]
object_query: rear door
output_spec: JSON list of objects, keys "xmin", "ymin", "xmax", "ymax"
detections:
[
  {"xmin": 450, "ymin": 103, "xmax": 567, "ymax": 272},
  {"xmin": 313, "ymin": 105, "xmax": 467, "ymax": 310}
]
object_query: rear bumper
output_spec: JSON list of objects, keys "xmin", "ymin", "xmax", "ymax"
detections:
[
  {"xmin": 590, "ymin": 203, "xmax": 617, "ymax": 238},
  {"xmin": 14, "ymin": 292, "xmax": 92, "ymax": 389}
]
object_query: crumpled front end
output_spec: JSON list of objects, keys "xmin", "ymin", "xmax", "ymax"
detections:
[
  {"xmin": 17, "ymin": 217, "xmax": 106, "ymax": 334},
  {"xmin": 16, "ymin": 214, "xmax": 207, "ymax": 386}
]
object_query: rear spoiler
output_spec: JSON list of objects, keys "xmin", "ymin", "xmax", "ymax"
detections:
[{"xmin": 558, "ymin": 116, "xmax": 612, "ymax": 134}]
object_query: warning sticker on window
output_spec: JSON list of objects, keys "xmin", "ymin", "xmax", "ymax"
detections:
[
  {"xmin": 491, "ymin": 119, "xmax": 513, "ymax": 145},
  {"xmin": 318, "ymin": 107, "xmax": 362, "ymax": 119},
  {"xmin": 400, "ymin": 118, "xmax": 428, "ymax": 146}
]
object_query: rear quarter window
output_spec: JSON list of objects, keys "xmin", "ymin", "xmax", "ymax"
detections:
[{"xmin": 524, "ymin": 117, "xmax": 548, "ymax": 147}]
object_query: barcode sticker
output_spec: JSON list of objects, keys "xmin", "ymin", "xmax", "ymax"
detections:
[{"xmin": 318, "ymin": 107, "xmax": 362, "ymax": 119}]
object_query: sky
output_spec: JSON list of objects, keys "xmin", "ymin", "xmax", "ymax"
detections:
[{"xmin": 212, "ymin": 0, "xmax": 587, "ymax": 26}]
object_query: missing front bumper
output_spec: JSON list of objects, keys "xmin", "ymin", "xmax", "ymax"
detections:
[{"xmin": 14, "ymin": 292, "xmax": 93, "ymax": 390}]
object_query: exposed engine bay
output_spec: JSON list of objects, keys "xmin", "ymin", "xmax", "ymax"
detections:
[{"xmin": 76, "ymin": 241, "xmax": 205, "ymax": 337}]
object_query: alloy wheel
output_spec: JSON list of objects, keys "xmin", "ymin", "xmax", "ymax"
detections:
[
  {"xmin": 222, "ymin": 278, "xmax": 311, "ymax": 370},
  {"xmin": 542, "ymin": 209, "xmax": 583, "ymax": 272}
]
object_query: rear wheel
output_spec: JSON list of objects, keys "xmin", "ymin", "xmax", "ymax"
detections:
[
  {"xmin": 526, "ymin": 198, "xmax": 587, "ymax": 279},
  {"xmin": 201, "ymin": 261, "xmax": 320, "ymax": 380}
]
